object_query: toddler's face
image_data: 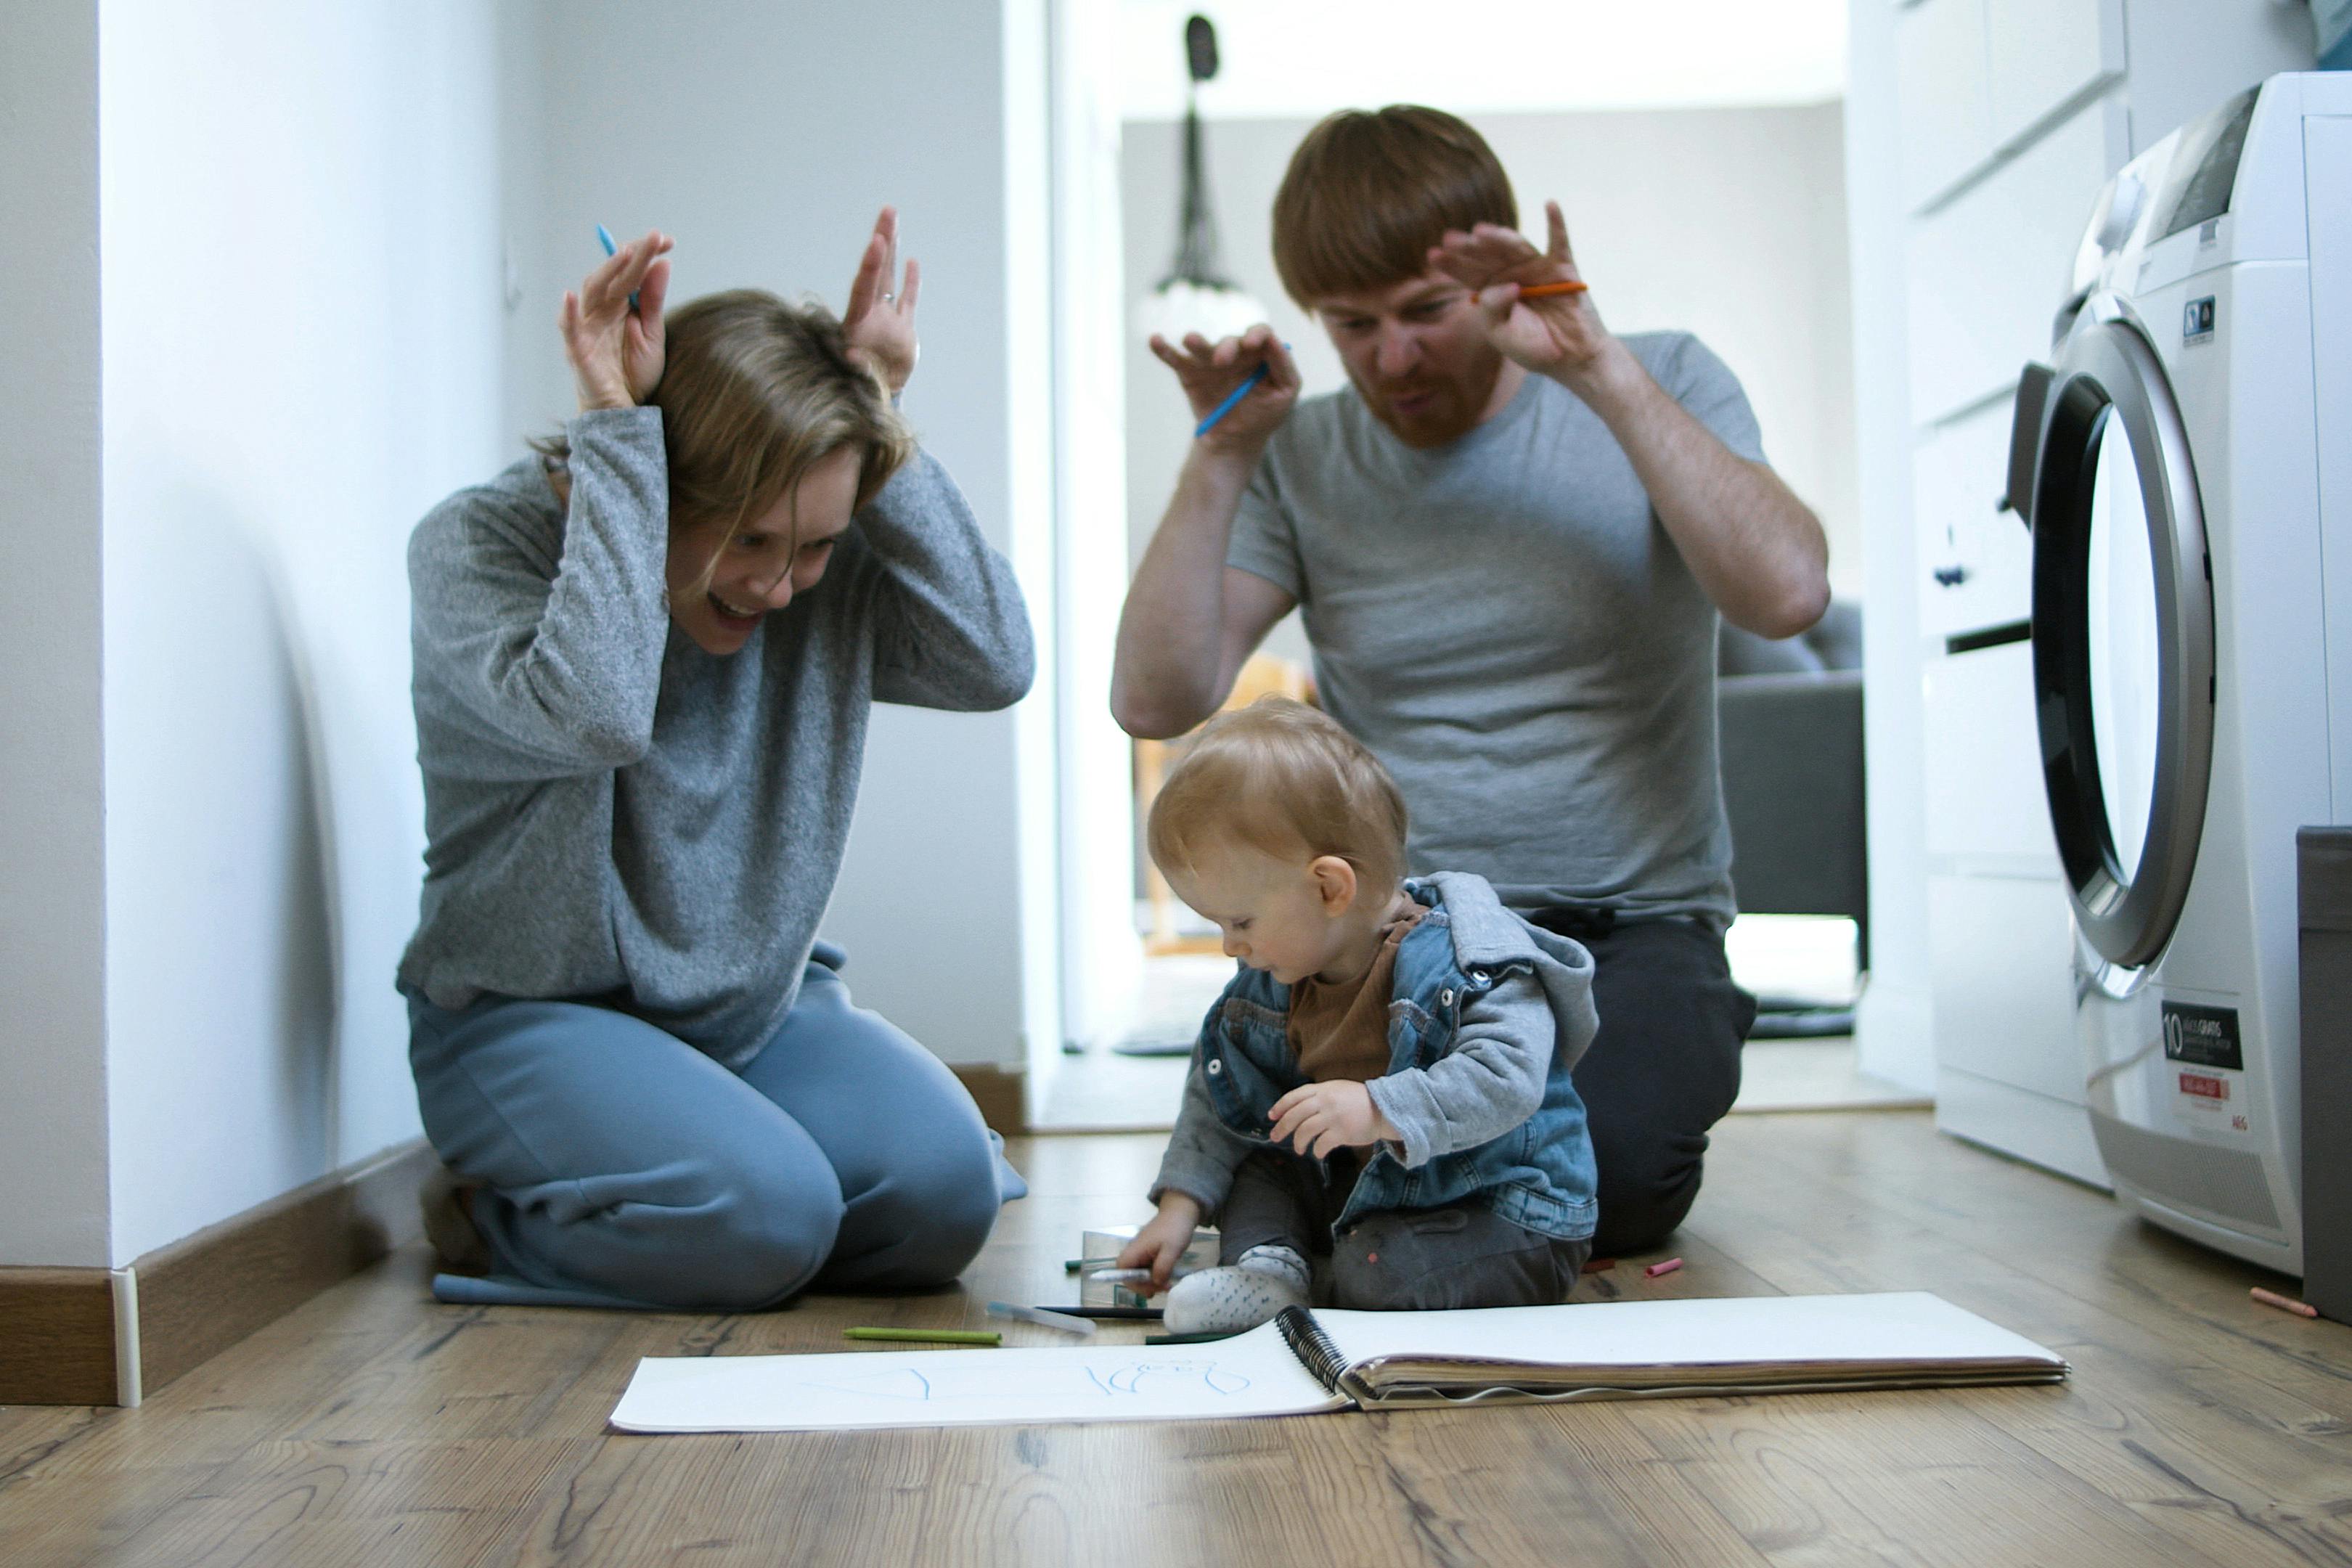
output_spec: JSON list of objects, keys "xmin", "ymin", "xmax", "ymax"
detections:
[{"xmin": 1162, "ymin": 836, "xmax": 1352, "ymax": 986}]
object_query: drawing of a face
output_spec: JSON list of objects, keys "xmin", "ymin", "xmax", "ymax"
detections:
[{"xmin": 1097, "ymin": 1360, "xmax": 1253, "ymax": 1397}]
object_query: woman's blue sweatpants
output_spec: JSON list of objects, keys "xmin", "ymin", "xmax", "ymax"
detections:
[{"xmin": 405, "ymin": 945, "xmax": 1026, "ymax": 1310}]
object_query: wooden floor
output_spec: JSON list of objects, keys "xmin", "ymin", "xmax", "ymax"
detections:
[{"xmin": 4, "ymin": 1110, "xmax": 2348, "ymax": 1567}]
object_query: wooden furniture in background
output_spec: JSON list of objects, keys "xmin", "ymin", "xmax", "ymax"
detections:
[{"xmin": 1133, "ymin": 653, "xmax": 1315, "ymax": 955}]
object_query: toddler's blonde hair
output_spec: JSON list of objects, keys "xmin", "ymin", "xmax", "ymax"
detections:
[{"xmin": 1148, "ymin": 697, "xmax": 1409, "ymax": 891}]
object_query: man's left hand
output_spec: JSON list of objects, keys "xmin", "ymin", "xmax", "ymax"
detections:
[
  {"xmin": 1268, "ymin": 1079, "xmax": 1398, "ymax": 1159},
  {"xmin": 1428, "ymin": 200, "xmax": 1615, "ymax": 385}
]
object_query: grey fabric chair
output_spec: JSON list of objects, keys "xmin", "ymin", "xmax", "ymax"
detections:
[{"xmin": 1717, "ymin": 601, "xmax": 1868, "ymax": 977}]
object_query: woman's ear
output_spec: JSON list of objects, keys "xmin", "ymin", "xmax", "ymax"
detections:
[{"xmin": 1309, "ymin": 854, "xmax": 1359, "ymax": 917}]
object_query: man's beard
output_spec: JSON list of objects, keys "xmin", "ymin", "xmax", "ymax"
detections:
[{"xmin": 1356, "ymin": 357, "xmax": 1504, "ymax": 449}]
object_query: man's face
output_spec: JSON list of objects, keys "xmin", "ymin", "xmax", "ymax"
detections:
[{"xmin": 1310, "ymin": 269, "xmax": 1510, "ymax": 448}]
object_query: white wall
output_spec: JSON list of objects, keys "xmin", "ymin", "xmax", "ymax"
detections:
[
  {"xmin": 98, "ymin": 0, "xmax": 505, "ymax": 1262},
  {"xmin": 1115, "ymin": 1, "xmax": 1847, "ymax": 119},
  {"xmin": 1121, "ymin": 102, "xmax": 1863, "ymax": 682},
  {"xmin": 3, "ymin": 0, "xmax": 1051, "ymax": 1276},
  {"xmin": 504, "ymin": 0, "xmax": 1050, "ymax": 1067},
  {"xmin": 1845, "ymin": 0, "xmax": 1935, "ymax": 1091},
  {"xmin": 1048, "ymin": 0, "xmax": 1147, "ymax": 1062},
  {"xmin": 0, "ymin": 1, "xmax": 112, "ymax": 1268}
]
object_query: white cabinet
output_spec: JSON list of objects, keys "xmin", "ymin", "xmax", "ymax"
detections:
[
  {"xmin": 1929, "ymin": 873, "xmax": 2083, "ymax": 1103},
  {"xmin": 1906, "ymin": 97, "xmax": 2116, "ymax": 422},
  {"xmin": 1897, "ymin": 0, "xmax": 1993, "ymax": 210},
  {"xmin": 1915, "ymin": 396, "xmax": 2033, "ymax": 639},
  {"xmin": 1862, "ymin": 0, "xmax": 2301, "ymax": 1181},
  {"xmin": 1922, "ymin": 640, "xmax": 2059, "ymax": 868},
  {"xmin": 1985, "ymin": 0, "xmax": 2123, "ymax": 147}
]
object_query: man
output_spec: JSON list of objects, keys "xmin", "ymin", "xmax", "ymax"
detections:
[{"xmin": 1111, "ymin": 106, "xmax": 1830, "ymax": 1254}]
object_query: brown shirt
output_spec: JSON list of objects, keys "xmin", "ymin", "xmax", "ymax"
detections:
[{"xmin": 1287, "ymin": 903, "xmax": 1429, "ymax": 1083}]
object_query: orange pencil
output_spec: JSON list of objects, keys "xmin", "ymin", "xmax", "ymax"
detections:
[
  {"xmin": 1474, "ymin": 279, "xmax": 1591, "ymax": 303},
  {"xmin": 2250, "ymin": 1286, "xmax": 2319, "ymax": 1318}
]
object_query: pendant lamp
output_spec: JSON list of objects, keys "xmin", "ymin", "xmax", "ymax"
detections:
[{"xmin": 1134, "ymin": 15, "xmax": 1270, "ymax": 344}]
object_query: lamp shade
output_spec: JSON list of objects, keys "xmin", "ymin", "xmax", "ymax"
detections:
[{"xmin": 1133, "ymin": 277, "xmax": 1273, "ymax": 346}]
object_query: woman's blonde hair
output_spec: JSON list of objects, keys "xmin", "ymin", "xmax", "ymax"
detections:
[
  {"xmin": 1148, "ymin": 697, "xmax": 1410, "ymax": 889},
  {"xmin": 538, "ymin": 290, "xmax": 915, "ymax": 595}
]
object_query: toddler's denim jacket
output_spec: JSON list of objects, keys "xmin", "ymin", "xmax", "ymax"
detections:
[{"xmin": 1150, "ymin": 871, "xmax": 1601, "ymax": 1242}]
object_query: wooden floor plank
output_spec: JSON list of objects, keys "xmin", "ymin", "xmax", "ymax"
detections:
[
  {"xmin": 102, "ymin": 1437, "xmax": 600, "ymax": 1568},
  {"xmin": 0, "ymin": 1407, "xmax": 103, "ymax": 1490},
  {"xmin": 1628, "ymin": 1391, "xmax": 2231, "ymax": 1568},
  {"xmin": 3, "ymin": 1117, "xmax": 2348, "ymax": 1568},
  {"xmin": 1694, "ymin": 1114, "xmax": 2352, "ymax": 1567}
]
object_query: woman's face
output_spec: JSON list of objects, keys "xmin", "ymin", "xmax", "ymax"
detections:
[{"xmin": 667, "ymin": 445, "xmax": 862, "ymax": 655}]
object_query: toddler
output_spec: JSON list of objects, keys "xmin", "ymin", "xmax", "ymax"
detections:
[{"xmin": 1119, "ymin": 697, "xmax": 1601, "ymax": 1334}]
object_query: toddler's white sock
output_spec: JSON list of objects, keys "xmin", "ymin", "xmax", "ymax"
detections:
[{"xmin": 1162, "ymin": 1244, "xmax": 1311, "ymax": 1335}]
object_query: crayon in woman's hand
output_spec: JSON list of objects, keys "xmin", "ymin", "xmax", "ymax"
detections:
[{"xmin": 596, "ymin": 223, "xmax": 641, "ymax": 311}]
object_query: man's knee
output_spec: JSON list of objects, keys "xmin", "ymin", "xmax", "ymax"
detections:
[{"xmin": 1591, "ymin": 1128, "xmax": 1709, "ymax": 1253}]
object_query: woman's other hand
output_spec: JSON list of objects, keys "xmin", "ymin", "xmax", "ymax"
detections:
[
  {"xmin": 844, "ymin": 205, "xmax": 919, "ymax": 396},
  {"xmin": 561, "ymin": 229, "xmax": 674, "ymax": 411}
]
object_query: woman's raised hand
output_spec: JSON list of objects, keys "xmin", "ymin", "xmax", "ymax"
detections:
[
  {"xmin": 561, "ymin": 229, "xmax": 673, "ymax": 412},
  {"xmin": 844, "ymin": 206, "xmax": 920, "ymax": 396}
]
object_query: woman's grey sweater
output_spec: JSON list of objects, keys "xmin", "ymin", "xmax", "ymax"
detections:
[{"xmin": 398, "ymin": 407, "xmax": 1034, "ymax": 1068}]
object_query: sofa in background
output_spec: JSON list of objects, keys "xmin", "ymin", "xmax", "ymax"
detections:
[{"xmin": 1718, "ymin": 601, "xmax": 1866, "ymax": 1032}]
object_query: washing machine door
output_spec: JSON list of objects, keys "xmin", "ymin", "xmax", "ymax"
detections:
[{"xmin": 2017, "ymin": 292, "xmax": 2216, "ymax": 971}]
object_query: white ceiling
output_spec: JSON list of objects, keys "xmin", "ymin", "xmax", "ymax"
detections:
[{"xmin": 1117, "ymin": 0, "xmax": 1848, "ymax": 121}]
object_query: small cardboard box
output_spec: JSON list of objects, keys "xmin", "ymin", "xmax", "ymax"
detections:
[{"xmin": 1078, "ymin": 1225, "xmax": 1220, "ymax": 1307}]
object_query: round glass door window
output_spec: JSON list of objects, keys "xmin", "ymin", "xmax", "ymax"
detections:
[
  {"xmin": 2084, "ymin": 406, "xmax": 2162, "ymax": 882},
  {"xmin": 2027, "ymin": 295, "xmax": 2215, "ymax": 972}
]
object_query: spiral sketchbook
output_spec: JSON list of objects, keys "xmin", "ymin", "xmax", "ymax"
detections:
[{"xmin": 607, "ymin": 1291, "xmax": 2068, "ymax": 1434}]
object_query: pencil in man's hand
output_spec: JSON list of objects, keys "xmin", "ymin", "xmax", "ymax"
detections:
[{"xmin": 1498, "ymin": 279, "xmax": 1590, "ymax": 301}]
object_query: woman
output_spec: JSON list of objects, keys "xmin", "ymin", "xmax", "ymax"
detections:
[{"xmin": 399, "ymin": 213, "xmax": 1034, "ymax": 1310}]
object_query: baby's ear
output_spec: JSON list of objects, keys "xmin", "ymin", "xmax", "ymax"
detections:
[{"xmin": 1309, "ymin": 854, "xmax": 1359, "ymax": 915}]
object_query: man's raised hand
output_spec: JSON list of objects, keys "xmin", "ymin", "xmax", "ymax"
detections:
[
  {"xmin": 1428, "ymin": 200, "xmax": 1614, "ymax": 383},
  {"xmin": 1148, "ymin": 324, "xmax": 1300, "ymax": 452}
]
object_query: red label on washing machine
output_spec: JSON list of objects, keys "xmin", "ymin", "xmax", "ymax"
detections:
[{"xmin": 2179, "ymin": 1071, "xmax": 2229, "ymax": 1103}]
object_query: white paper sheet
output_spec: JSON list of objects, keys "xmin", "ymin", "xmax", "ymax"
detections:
[
  {"xmin": 1315, "ymin": 1291, "xmax": 2067, "ymax": 1378},
  {"xmin": 609, "ymin": 1316, "xmax": 1343, "ymax": 1433},
  {"xmin": 608, "ymin": 1292, "xmax": 2066, "ymax": 1434}
]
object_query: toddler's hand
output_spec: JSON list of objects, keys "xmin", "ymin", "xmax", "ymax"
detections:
[
  {"xmin": 1117, "ymin": 1193, "xmax": 1203, "ymax": 1291},
  {"xmin": 1268, "ymin": 1079, "xmax": 1398, "ymax": 1159}
]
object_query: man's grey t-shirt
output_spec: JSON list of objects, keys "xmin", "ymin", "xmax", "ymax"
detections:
[{"xmin": 1227, "ymin": 332, "xmax": 1765, "ymax": 928}]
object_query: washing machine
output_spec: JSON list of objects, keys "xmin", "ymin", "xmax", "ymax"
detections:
[{"xmin": 2006, "ymin": 75, "xmax": 2352, "ymax": 1274}]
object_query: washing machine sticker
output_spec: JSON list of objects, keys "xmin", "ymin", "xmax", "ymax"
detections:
[
  {"xmin": 2183, "ymin": 296, "xmax": 2216, "ymax": 344},
  {"xmin": 2163, "ymin": 1001, "xmax": 2243, "ymax": 1067},
  {"xmin": 2163, "ymin": 1000, "xmax": 2248, "ymax": 1133}
]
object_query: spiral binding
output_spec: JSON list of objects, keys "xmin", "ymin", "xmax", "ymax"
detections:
[{"xmin": 1273, "ymin": 1305, "xmax": 1347, "ymax": 1395}]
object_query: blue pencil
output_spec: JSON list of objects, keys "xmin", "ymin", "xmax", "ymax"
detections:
[
  {"xmin": 1193, "ymin": 344, "xmax": 1291, "ymax": 438},
  {"xmin": 596, "ymin": 224, "xmax": 640, "ymax": 310}
]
